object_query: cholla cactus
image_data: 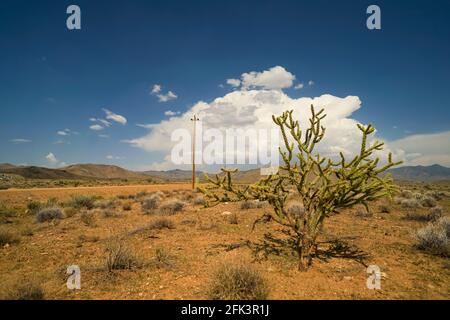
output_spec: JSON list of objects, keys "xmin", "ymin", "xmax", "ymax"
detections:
[{"xmin": 200, "ymin": 106, "xmax": 402, "ymax": 271}]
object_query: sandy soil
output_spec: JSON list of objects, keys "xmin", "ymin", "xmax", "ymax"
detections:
[{"xmin": 0, "ymin": 184, "xmax": 449, "ymax": 300}]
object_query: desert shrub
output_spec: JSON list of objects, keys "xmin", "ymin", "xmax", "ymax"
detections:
[
  {"xmin": 412, "ymin": 192, "xmax": 424, "ymax": 200},
  {"xmin": 159, "ymin": 200, "xmax": 184, "ymax": 215},
  {"xmin": 36, "ymin": 207, "xmax": 64, "ymax": 223},
  {"xmin": 208, "ymin": 262, "xmax": 268, "ymax": 300},
  {"xmin": 142, "ymin": 195, "xmax": 161, "ymax": 214},
  {"xmin": 122, "ymin": 201, "xmax": 132, "ymax": 211},
  {"xmin": 147, "ymin": 218, "xmax": 175, "ymax": 230},
  {"xmin": 425, "ymin": 190, "xmax": 445, "ymax": 201},
  {"xmin": 200, "ymin": 106, "xmax": 401, "ymax": 270},
  {"xmin": 400, "ymin": 190, "xmax": 413, "ymax": 199},
  {"xmin": 401, "ymin": 198, "xmax": 421, "ymax": 208},
  {"xmin": 428, "ymin": 207, "xmax": 444, "ymax": 221},
  {"xmin": 105, "ymin": 240, "xmax": 141, "ymax": 271},
  {"xmin": 421, "ymin": 196, "xmax": 437, "ymax": 208},
  {"xmin": 63, "ymin": 207, "xmax": 78, "ymax": 218},
  {"xmin": 1, "ymin": 280, "xmax": 44, "ymax": 300},
  {"xmin": 193, "ymin": 196, "xmax": 206, "ymax": 206},
  {"xmin": 240, "ymin": 200, "xmax": 262, "ymax": 210},
  {"xmin": 80, "ymin": 211, "xmax": 96, "ymax": 227},
  {"xmin": 71, "ymin": 195, "xmax": 96, "ymax": 209},
  {"xmin": 393, "ymin": 196, "xmax": 403, "ymax": 205},
  {"xmin": 94, "ymin": 199, "xmax": 118, "ymax": 209},
  {"xmin": 0, "ymin": 229, "xmax": 20, "ymax": 246},
  {"xmin": 286, "ymin": 202, "xmax": 305, "ymax": 218},
  {"xmin": 404, "ymin": 212, "xmax": 430, "ymax": 222},
  {"xmin": 102, "ymin": 209, "xmax": 118, "ymax": 218},
  {"xmin": 182, "ymin": 192, "xmax": 194, "ymax": 201},
  {"xmin": 379, "ymin": 204, "xmax": 391, "ymax": 213},
  {"xmin": 135, "ymin": 191, "xmax": 149, "ymax": 199},
  {"xmin": 228, "ymin": 213, "xmax": 239, "ymax": 225},
  {"xmin": 415, "ymin": 217, "xmax": 450, "ymax": 256},
  {"xmin": 26, "ymin": 201, "xmax": 42, "ymax": 215},
  {"xmin": 150, "ymin": 247, "xmax": 175, "ymax": 269}
]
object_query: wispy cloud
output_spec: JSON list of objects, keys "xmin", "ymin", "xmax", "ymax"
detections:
[
  {"xmin": 164, "ymin": 110, "xmax": 181, "ymax": 116},
  {"xmin": 294, "ymin": 83, "xmax": 304, "ymax": 90},
  {"xmin": 10, "ymin": 138, "xmax": 31, "ymax": 144},
  {"xmin": 90, "ymin": 124, "xmax": 104, "ymax": 131},
  {"xmin": 103, "ymin": 108, "xmax": 127, "ymax": 125}
]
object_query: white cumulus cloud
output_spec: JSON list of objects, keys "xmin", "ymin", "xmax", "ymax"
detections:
[
  {"xmin": 45, "ymin": 152, "xmax": 58, "ymax": 164},
  {"xmin": 126, "ymin": 66, "xmax": 449, "ymax": 170}
]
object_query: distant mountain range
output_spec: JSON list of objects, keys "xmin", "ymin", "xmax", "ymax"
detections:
[
  {"xmin": 1, "ymin": 163, "xmax": 450, "ymax": 182},
  {"xmin": 384, "ymin": 164, "xmax": 450, "ymax": 181}
]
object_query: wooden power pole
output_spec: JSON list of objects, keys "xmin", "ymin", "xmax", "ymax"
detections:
[{"xmin": 190, "ymin": 114, "xmax": 200, "ymax": 190}]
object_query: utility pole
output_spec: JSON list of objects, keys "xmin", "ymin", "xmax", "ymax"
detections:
[{"xmin": 190, "ymin": 114, "xmax": 200, "ymax": 190}]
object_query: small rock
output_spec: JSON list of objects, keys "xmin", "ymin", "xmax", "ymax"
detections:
[{"xmin": 221, "ymin": 211, "xmax": 232, "ymax": 216}]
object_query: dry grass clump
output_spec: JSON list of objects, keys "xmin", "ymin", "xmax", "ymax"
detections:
[
  {"xmin": 356, "ymin": 208, "xmax": 372, "ymax": 218},
  {"xmin": 122, "ymin": 201, "xmax": 132, "ymax": 211},
  {"xmin": 26, "ymin": 200, "xmax": 43, "ymax": 215},
  {"xmin": 104, "ymin": 239, "xmax": 141, "ymax": 271},
  {"xmin": 415, "ymin": 217, "xmax": 450, "ymax": 256},
  {"xmin": 63, "ymin": 207, "xmax": 78, "ymax": 218},
  {"xmin": 421, "ymin": 196, "xmax": 437, "ymax": 208},
  {"xmin": 142, "ymin": 195, "xmax": 161, "ymax": 214},
  {"xmin": 208, "ymin": 262, "xmax": 269, "ymax": 300},
  {"xmin": 428, "ymin": 207, "xmax": 444, "ymax": 221},
  {"xmin": 70, "ymin": 195, "xmax": 97, "ymax": 210},
  {"xmin": 404, "ymin": 212, "xmax": 431, "ymax": 222},
  {"xmin": 286, "ymin": 202, "xmax": 305, "ymax": 218},
  {"xmin": 0, "ymin": 279, "xmax": 44, "ymax": 300},
  {"xmin": 399, "ymin": 190, "xmax": 413, "ymax": 199},
  {"xmin": 227, "ymin": 213, "xmax": 239, "ymax": 225},
  {"xmin": 0, "ymin": 228, "xmax": 20, "ymax": 246},
  {"xmin": 401, "ymin": 198, "xmax": 421, "ymax": 208},
  {"xmin": 159, "ymin": 200, "xmax": 184, "ymax": 215},
  {"xmin": 102, "ymin": 209, "xmax": 118, "ymax": 218},
  {"xmin": 149, "ymin": 247, "xmax": 175, "ymax": 269},
  {"xmin": 148, "ymin": 218, "xmax": 175, "ymax": 230},
  {"xmin": 379, "ymin": 204, "xmax": 391, "ymax": 213},
  {"xmin": 193, "ymin": 196, "xmax": 206, "ymax": 206},
  {"xmin": 94, "ymin": 199, "xmax": 118, "ymax": 209},
  {"xmin": 240, "ymin": 200, "xmax": 263, "ymax": 210},
  {"xmin": 36, "ymin": 207, "xmax": 64, "ymax": 223},
  {"xmin": 80, "ymin": 211, "xmax": 97, "ymax": 227}
]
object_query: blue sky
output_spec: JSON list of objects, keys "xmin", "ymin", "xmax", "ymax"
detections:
[{"xmin": 1, "ymin": 0, "xmax": 450, "ymax": 170}]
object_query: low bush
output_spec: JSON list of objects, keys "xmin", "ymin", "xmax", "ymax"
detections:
[
  {"xmin": 193, "ymin": 196, "xmax": 206, "ymax": 206},
  {"xmin": 0, "ymin": 229, "xmax": 20, "ymax": 246},
  {"xmin": 142, "ymin": 195, "xmax": 161, "ymax": 214},
  {"xmin": 70, "ymin": 195, "xmax": 96, "ymax": 210},
  {"xmin": 379, "ymin": 204, "xmax": 391, "ymax": 213},
  {"xmin": 105, "ymin": 240, "xmax": 141, "ymax": 271},
  {"xmin": 208, "ymin": 262, "xmax": 268, "ymax": 300},
  {"xmin": 36, "ymin": 207, "xmax": 64, "ymax": 223},
  {"xmin": 240, "ymin": 200, "xmax": 262, "ymax": 210},
  {"xmin": 286, "ymin": 202, "xmax": 305, "ymax": 218},
  {"xmin": 159, "ymin": 200, "xmax": 184, "ymax": 215},
  {"xmin": 122, "ymin": 201, "xmax": 132, "ymax": 211},
  {"xmin": 80, "ymin": 211, "xmax": 96, "ymax": 227},
  {"xmin": 415, "ymin": 217, "xmax": 450, "ymax": 256},
  {"xmin": 401, "ymin": 199, "xmax": 421, "ymax": 208},
  {"xmin": 1, "ymin": 280, "xmax": 44, "ymax": 300},
  {"xmin": 147, "ymin": 218, "xmax": 175, "ymax": 230},
  {"xmin": 421, "ymin": 196, "xmax": 437, "ymax": 208}
]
